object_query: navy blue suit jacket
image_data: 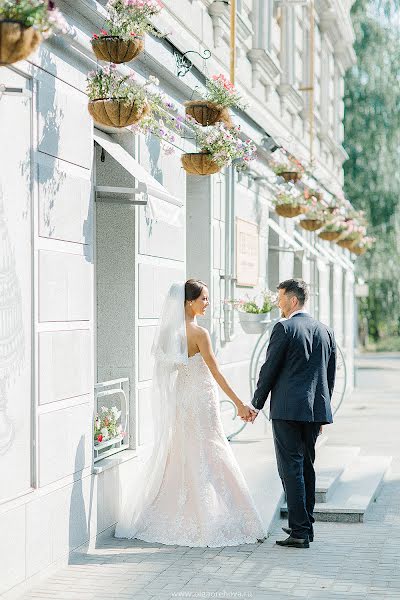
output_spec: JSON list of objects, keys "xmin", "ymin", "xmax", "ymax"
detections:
[{"xmin": 251, "ymin": 313, "xmax": 336, "ymax": 424}]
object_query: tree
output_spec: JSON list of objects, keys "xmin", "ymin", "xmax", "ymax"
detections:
[{"xmin": 343, "ymin": 0, "xmax": 400, "ymax": 341}]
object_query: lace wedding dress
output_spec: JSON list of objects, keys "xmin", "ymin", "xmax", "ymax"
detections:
[{"xmin": 114, "ymin": 283, "xmax": 266, "ymax": 547}]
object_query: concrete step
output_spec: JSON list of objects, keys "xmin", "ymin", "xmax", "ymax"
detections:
[
  {"xmin": 315, "ymin": 445, "xmax": 360, "ymax": 503},
  {"xmin": 228, "ymin": 418, "xmax": 284, "ymax": 536},
  {"xmin": 281, "ymin": 454, "xmax": 392, "ymax": 523}
]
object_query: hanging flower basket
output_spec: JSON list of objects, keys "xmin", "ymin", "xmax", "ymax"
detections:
[
  {"xmin": 299, "ymin": 218, "xmax": 325, "ymax": 232},
  {"xmin": 277, "ymin": 171, "xmax": 302, "ymax": 183},
  {"xmin": 184, "ymin": 100, "xmax": 232, "ymax": 127},
  {"xmin": 181, "ymin": 152, "xmax": 221, "ymax": 176},
  {"xmin": 336, "ymin": 238, "xmax": 357, "ymax": 250},
  {"xmin": 351, "ymin": 245, "xmax": 366, "ymax": 256},
  {"xmin": 275, "ymin": 204, "xmax": 305, "ymax": 218},
  {"xmin": 238, "ymin": 311, "xmax": 271, "ymax": 335},
  {"xmin": 0, "ymin": 20, "xmax": 42, "ymax": 65},
  {"xmin": 91, "ymin": 35, "xmax": 144, "ymax": 63},
  {"xmin": 88, "ymin": 97, "xmax": 150, "ymax": 128},
  {"xmin": 318, "ymin": 230, "xmax": 341, "ymax": 241}
]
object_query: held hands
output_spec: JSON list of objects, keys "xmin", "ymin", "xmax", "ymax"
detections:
[{"xmin": 237, "ymin": 403, "xmax": 259, "ymax": 423}]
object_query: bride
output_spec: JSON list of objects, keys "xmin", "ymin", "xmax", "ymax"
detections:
[{"xmin": 114, "ymin": 279, "xmax": 266, "ymax": 547}]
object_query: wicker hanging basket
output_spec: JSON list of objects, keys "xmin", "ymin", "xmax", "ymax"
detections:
[
  {"xmin": 88, "ymin": 97, "xmax": 150, "ymax": 128},
  {"xmin": 184, "ymin": 100, "xmax": 232, "ymax": 127},
  {"xmin": 299, "ymin": 219, "xmax": 325, "ymax": 232},
  {"xmin": 277, "ymin": 171, "xmax": 302, "ymax": 183},
  {"xmin": 336, "ymin": 238, "xmax": 357, "ymax": 250},
  {"xmin": 181, "ymin": 152, "xmax": 221, "ymax": 176},
  {"xmin": 351, "ymin": 245, "xmax": 366, "ymax": 256},
  {"xmin": 0, "ymin": 20, "xmax": 42, "ymax": 65},
  {"xmin": 275, "ymin": 204, "xmax": 305, "ymax": 218},
  {"xmin": 318, "ymin": 230, "xmax": 341, "ymax": 241},
  {"xmin": 327, "ymin": 206, "xmax": 338, "ymax": 214},
  {"xmin": 91, "ymin": 36, "xmax": 144, "ymax": 64}
]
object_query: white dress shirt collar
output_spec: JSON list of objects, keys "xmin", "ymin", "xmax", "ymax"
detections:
[{"xmin": 289, "ymin": 309, "xmax": 308, "ymax": 319}]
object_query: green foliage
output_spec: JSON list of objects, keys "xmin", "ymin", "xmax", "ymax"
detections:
[
  {"xmin": 0, "ymin": 0, "xmax": 67, "ymax": 34},
  {"xmin": 238, "ymin": 290, "xmax": 277, "ymax": 314},
  {"xmin": 343, "ymin": 0, "xmax": 400, "ymax": 341}
]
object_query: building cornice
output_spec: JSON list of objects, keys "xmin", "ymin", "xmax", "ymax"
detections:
[
  {"xmin": 247, "ymin": 48, "xmax": 281, "ymax": 93},
  {"xmin": 277, "ymin": 83, "xmax": 304, "ymax": 115},
  {"xmin": 208, "ymin": 0, "xmax": 253, "ymax": 48},
  {"xmin": 316, "ymin": 0, "xmax": 356, "ymax": 70}
]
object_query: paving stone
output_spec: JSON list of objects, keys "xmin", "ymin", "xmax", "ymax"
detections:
[{"xmin": 13, "ymin": 355, "xmax": 400, "ymax": 600}]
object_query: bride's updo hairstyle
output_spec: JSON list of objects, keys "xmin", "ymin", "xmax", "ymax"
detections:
[{"xmin": 185, "ymin": 279, "xmax": 207, "ymax": 303}]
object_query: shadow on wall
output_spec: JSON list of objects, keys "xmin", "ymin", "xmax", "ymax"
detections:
[
  {"xmin": 38, "ymin": 49, "xmax": 65, "ymax": 239},
  {"xmin": 37, "ymin": 48, "xmax": 93, "ymax": 263},
  {"xmin": 146, "ymin": 133, "xmax": 163, "ymax": 185},
  {"xmin": 0, "ymin": 187, "xmax": 24, "ymax": 461},
  {"xmin": 68, "ymin": 436, "xmax": 124, "ymax": 562},
  {"xmin": 69, "ymin": 436, "xmax": 89, "ymax": 558}
]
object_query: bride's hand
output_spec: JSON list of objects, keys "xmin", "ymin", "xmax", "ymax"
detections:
[{"xmin": 237, "ymin": 403, "xmax": 256, "ymax": 422}]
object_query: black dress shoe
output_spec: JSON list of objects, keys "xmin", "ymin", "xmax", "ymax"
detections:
[
  {"xmin": 276, "ymin": 535, "xmax": 309, "ymax": 549},
  {"xmin": 282, "ymin": 527, "xmax": 313, "ymax": 542}
]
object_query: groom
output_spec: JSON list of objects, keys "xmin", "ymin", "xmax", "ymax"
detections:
[{"xmin": 245, "ymin": 279, "xmax": 336, "ymax": 549}]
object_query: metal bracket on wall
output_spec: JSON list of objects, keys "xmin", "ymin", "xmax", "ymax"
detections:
[
  {"xmin": 269, "ymin": 246, "xmax": 304, "ymax": 255},
  {"xmin": 0, "ymin": 84, "xmax": 32, "ymax": 100},
  {"xmin": 174, "ymin": 49, "xmax": 212, "ymax": 77}
]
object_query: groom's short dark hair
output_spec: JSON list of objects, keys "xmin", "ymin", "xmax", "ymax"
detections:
[{"xmin": 277, "ymin": 279, "xmax": 309, "ymax": 307}]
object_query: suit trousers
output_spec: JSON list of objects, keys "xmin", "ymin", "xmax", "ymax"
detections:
[{"xmin": 272, "ymin": 419, "xmax": 322, "ymax": 540}]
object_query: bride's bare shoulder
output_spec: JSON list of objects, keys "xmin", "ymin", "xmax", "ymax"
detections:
[
  {"xmin": 196, "ymin": 324, "xmax": 209, "ymax": 337},
  {"xmin": 187, "ymin": 322, "xmax": 209, "ymax": 340}
]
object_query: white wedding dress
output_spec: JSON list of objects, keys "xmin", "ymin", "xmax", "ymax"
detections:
[{"xmin": 114, "ymin": 283, "xmax": 266, "ymax": 547}]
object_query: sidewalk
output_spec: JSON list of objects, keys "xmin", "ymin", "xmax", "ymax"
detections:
[{"xmin": 12, "ymin": 353, "xmax": 400, "ymax": 600}]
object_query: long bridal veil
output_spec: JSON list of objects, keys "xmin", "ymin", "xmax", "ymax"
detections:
[{"xmin": 115, "ymin": 282, "xmax": 188, "ymax": 538}]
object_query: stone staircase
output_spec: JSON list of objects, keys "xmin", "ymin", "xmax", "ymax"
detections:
[
  {"xmin": 227, "ymin": 405, "xmax": 392, "ymax": 531},
  {"xmin": 281, "ymin": 443, "xmax": 392, "ymax": 523}
]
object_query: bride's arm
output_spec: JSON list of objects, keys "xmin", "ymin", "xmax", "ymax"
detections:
[{"xmin": 196, "ymin": 328, "xmax": 255, "ymax": 419}]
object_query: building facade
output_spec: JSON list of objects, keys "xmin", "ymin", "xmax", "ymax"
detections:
[{"xmin": 0, "ymin": 0, "xmax": 356, "ymax": 595}]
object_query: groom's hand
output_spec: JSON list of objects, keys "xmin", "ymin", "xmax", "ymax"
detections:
[
  {"xmin": 238, "ymin": 404, "xmax": 258, "ymax": 422},
  {"xmin": 247, "ymin": 407, "xmax": 259, "ymax": 423}
]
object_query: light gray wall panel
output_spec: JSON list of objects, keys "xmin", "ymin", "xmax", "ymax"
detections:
[
  {"xmin": 38, "ymin": 153, "xmax": 92, "ymax": 244},
  {"xmin": 39, "ymin": 329, "xmax": 92, "ymax": 405},
  {"xmin": 38, "ymin": 402, "xmax": 92, "ymax": 486},
  {"xmin": 137, "ymin": 387, "xmax": 153, "ymax": 446},
  {"xmin": 138, "ymin": 326, "xmax": 156, "ymax": 382},
  {"xmin": 138, "ymin": 205, "xmax": 184, "ymax": 262},
  {"xmin": 39, "ymin": 250, "xmax": 92, "ymax": 322},
  {"xmin": 138, "ymin": 263, "xmax": 185, "ymax": 319},
  {"xmin": 0, "ymin": 505, "xmax": 25, "ymax": 594},
  {"xmin": 37, "ymin": 70, "xmax": 92, "ymax": 169}
]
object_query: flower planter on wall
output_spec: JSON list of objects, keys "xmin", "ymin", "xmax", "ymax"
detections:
[
  {"xmin": 238, "ymin": 311, "xmax": 271, "ymax": 335},
  {"xmin": 181, "ymin": 152, "xmax": 220, "ymax": 175},
  {"xmin": 275, "ymin": 204, "xmax": 305, "ymax": 218},
  {"xmin": 94, "ymin": 433, "xmax": 125, "ymax": 462},
  {"xmin": 0, "ymin": 20, "xmax": 41, "ymax": 65},
  {"xmin": 91, "ymin": 35, "xmax": 144, "ymax": 63},
  {"xmin": 318, "ymin": 230, "xmax": 341, "ymax": 241},
  {"xmin": 88, "ymin": 97, "xmax": 150, "ymax": 127},
  {"xmin": 299, "ymin": 219, "xmax": 325, "ymax": 232},
  {"xmin": 184, "ymin": 100, "xmax": 232, "ymax": 127}
]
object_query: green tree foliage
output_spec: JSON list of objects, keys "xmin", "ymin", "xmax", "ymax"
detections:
[{"xmin": 343, "ymin": 0, "xmax": 400, "ymax": 341}]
